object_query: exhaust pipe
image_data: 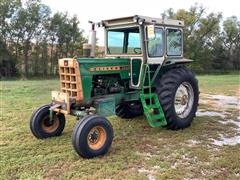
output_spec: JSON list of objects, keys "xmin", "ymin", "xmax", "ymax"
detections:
[
  {"xmin": 88, "ymin": 21, "xmax": 96, "ymax": 57},
  {"xmin": 83, "ymin": 44, "xmax": 91, "ymax": 57},
  {"xmin": 83, "ymin": 21, "xmax": 96, "ymax": 58}
]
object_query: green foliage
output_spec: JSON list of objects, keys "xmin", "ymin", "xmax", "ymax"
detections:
[
  {"xmin": 0, "ymin": 39, "xmax": 17, "ymax": 77},
  {"xmin": 0, "ymin": 0, "xmax": 86, "ymax": 78},
  {"xmin": 222, "ymin": 16, "xmax": 240, "ymax": 69},
  {"xmin": 0, "ymin": 0, "xmax": 21, "ymax": 77},
  {"xmin": 163, "ymin": 4, "xmax": 239, "ymax": 73}
]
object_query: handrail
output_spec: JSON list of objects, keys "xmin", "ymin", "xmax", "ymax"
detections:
[{"xmin": 141, "ymin": 64, "xmax": 152, "ymax": 106}]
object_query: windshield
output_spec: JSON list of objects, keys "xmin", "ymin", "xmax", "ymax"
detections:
[{"xmin": 107, "ymin": 27, "xmax": 141, "ymax": 55}]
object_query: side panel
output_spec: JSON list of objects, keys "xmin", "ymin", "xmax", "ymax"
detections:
[{"xmin": 77, "ymin": 58, "xmax": 130, "ymax": 103}]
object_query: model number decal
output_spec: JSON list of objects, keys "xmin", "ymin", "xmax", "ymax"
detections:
[{"xmin": 89, "ymin": 66, "xmax": 129, "ymax": 72}]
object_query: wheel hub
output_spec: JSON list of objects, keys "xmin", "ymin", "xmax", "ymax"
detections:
[
  {"xmin": 181, "ymin": 95, "xmax": 188, "ymax": 105},
  {"xmin": 88, "ymin": 129, "xmax": 99, "ymax": 144},
  {"xmin": 41, "ymin": 115, "xmax": 59, "ymax": 133},
  {"xmin": 174, "ymin": 82, "xmax": 194, "ymax": 119},
  {"xmin": 87, "ymin": 126, "xmax": 107, "ymax": 150}
]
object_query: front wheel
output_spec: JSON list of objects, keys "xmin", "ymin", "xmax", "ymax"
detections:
[
  {"xmin": 155, "ymin": 67, "xmax": 199, "ymax": 130},
  {"xmin": 72, "ymin": 115, "xmax": 113, "ymax": 158},
  {"xmin": 30, "ymin": 104, "xmax": 65, "ymax": 138}
]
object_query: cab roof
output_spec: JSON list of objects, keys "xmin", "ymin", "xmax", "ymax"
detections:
[{"xmin": 101, "ymin": 15, "xmax": 184, "ymax": 28}]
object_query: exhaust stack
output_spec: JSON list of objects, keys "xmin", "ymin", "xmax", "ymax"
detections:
[
  {"xmin": 83, "ymin": 21, "xmax": 96, "ymax": 58},
  {"xmin": 88, "ymin": 21, "xmax": 96, "ymax": 57}
]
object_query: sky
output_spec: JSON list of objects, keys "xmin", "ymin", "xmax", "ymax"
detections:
[{"xmin": 42, "ymin": 0, "xmax": 239, "ymax": 46}]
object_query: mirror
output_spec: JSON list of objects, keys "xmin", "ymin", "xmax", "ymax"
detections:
[{"xmin": 147, "ymin": 25, "xmax": 156, "ymax": 40}]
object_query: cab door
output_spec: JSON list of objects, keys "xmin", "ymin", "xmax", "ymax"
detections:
[{"xmin": 146, "ymin": 26, "xmax": 165, "ymax": 64}]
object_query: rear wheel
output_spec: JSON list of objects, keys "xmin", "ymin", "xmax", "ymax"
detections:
[
  {"xmin": 155, "ymin": 67, "xmax": 199, "ymax": 130},
  {"xmin": 30, "ymin": 104, "xmax": 65, "ymax": 138},
  {"xmin": 72, "ymin": 115, "xmax": 113, "ymax": 158},
  {"xmin": 116, "ymin": 101, "xmax": 143, "ymax": 119}
]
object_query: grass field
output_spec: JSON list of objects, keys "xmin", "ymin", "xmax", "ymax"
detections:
[{"xmin": 0, "ymin": 74, "xmax": 240, "ymax": 179}]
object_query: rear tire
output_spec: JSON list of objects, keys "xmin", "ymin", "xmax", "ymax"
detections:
[
  {"xmin": 30, "ymin": 104, "xmax": 65, "ymax": 138},
  {"xmin": 155, "ymin": 67, "xmax": 199, "ymax": 130},
  {"xmin": 116, "ymin": 101, "xmax": 143, "ymax": 119},
  {"xmin": 72, "ymin": 115, "xmax": 113, "ymax": 158}
]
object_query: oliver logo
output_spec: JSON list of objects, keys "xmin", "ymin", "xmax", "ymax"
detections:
[{"xmin": 89, "ymin": 66, "xmax": 129, "ymax": 72}]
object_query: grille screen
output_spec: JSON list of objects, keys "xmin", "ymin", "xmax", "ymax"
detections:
[{"xmin": 59, "ymin": 58, "xmax": 83, "ymax": 102}]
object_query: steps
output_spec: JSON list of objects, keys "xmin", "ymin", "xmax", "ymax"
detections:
[
  {"xmin": 140, "ymin": 64, "xmax": 167, "ymax": 127},
  {"xmin": 140, "ymin": 93, "xmax": 167, "ymax": 127}
]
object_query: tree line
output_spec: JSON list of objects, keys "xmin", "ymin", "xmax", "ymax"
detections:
[
  {"xmin": 162, "ymin": 6, "xmax": 240, "ymax": 73},
  {"xmin": 0, "ymin": 1, "xmax": 239, "ymax": 78},
  {"xmin": 0, "ymin": 0, "xmax": 86, "ymax": 78}
]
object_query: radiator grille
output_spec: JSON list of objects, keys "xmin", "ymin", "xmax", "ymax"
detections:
[{"xmin": 59, "ymin": 58, "xmax": 83, "ymax": 102}]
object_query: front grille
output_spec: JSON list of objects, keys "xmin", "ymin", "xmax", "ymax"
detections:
[{"xmin": 59, "ymin": 58, "xmax": 83, "ymax": 102}]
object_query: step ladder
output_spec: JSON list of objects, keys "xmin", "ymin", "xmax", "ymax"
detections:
[{"xmin": 140, "ymin": 64, "xmax": 167, "ymax": 127}]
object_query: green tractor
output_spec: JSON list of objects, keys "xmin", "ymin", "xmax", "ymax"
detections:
[{"xmin": 30, "ymin": 15, "xmax": 199, "ymax": 158}]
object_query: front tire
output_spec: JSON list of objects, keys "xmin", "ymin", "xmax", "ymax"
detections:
[
  {"xmin": 72, "ymin": 115, "xmax": 113, "ymax": 158},
  {"xmin": 155, "ymin": 67, "xmax": 199, "ymax": 130},
  {"xmin": 30, "ymin": 104, "xmax": 65, "ymax": 138}
]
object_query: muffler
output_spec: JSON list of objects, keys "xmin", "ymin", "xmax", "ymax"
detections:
[{"xmin": 83, "ymin": 21, "xmax": 96, "ymax": 58}]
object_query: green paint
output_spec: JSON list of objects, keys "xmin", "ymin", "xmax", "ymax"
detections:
[
  {"xmin": 74, "ymin": 58, "xmax": 167, "ymax": 125},
  {"xmin": 94, "ymin": 96, "xmax": 116, "ymax": 116},
  {"xmin": 140, "ymin": 64, "xmax": 167, "ymax": 127},
  {"xmin": 77, "ymin": 58, "xmax": 130, "ymax": 102},
  {"xmin": 81, "ymin": 75, "xmax": 93, "ymax": 102}
]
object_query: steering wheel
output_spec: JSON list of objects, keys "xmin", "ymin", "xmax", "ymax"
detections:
[{"xmin": 133, "ymin": 48, "xmax": 142, "ymax": 54}]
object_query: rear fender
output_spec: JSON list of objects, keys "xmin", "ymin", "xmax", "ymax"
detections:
[{"xmin": 163, "ymin": 58, "xmax": 193, "ymax": 66}]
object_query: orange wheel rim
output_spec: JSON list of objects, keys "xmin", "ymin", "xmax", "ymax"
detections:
[
  {"xmin": 87, "ymin": 126, "xmax": 107, "ymax": 150},
  {"xmin": 41, "ymin": 115, "xmax": 59, "ymax": 133}
]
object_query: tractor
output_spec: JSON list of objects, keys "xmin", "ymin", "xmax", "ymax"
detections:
[{"xmin": 30, "ymin": 15, "xmax": 199, "ymax": 158}]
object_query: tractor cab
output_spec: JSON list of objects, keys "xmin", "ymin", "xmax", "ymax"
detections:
[
  {"xmin": 95, "ymin": 15, "xmax": 191, "ymax": 88},
  {"xmin": 102, "ymin": 15, "xmax": 184, "ymax": 60}
]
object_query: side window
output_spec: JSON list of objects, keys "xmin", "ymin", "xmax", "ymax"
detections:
[
  {"xmin": 148, "ymin": 28, "xmax": 163, "ymax": 57},
  {"xmin": 167, "ymin": 29, "xmax": 182, "ymax": 56}
]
